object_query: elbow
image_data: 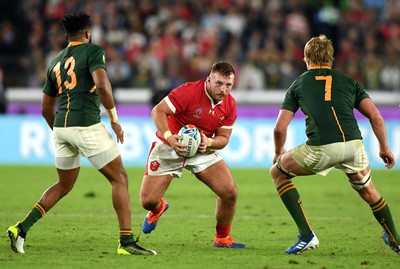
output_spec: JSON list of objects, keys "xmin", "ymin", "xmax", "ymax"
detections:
[
  {"xmin": 150, "ymin": 105, "xmax": 158, "ymax": 119},
  {"xmin": 41, "ymin": 107, "xmax": 54, "ymax": 123},
  {"xmin": 273, "ymin": 126, "xmax": 286, "ymax": 138},
  {"xmin": 151, "ymin": 104, "xmax": 164, "ymax": 120},
  {"xmin": 95, "ymin": 85, "xmax": 107, "ymax": 95},
  {"xmin": 41, "ymin": 106, "xmax": 51, "ymax": 118}
]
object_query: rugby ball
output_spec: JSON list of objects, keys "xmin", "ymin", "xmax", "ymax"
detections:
[{"xmin": 178, "ymin": 125, "xmax": 201, "ymax": 158}]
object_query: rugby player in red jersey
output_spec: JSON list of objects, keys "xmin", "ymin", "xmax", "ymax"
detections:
[{"xmin": 140, "ymin": 61, "xmax": 245, "ymax": 248}]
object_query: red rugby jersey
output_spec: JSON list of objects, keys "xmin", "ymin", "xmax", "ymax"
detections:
[{"xmin": 164, "ymin": 79, "xmax": 237, "ymax": 138}]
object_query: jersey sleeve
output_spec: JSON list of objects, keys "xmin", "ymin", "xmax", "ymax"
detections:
[
  {"xmin": 87, "ymin": 45, "xmax": 107, "ymax": 73},
  {"xmin": 281, "ymin": 85, "xmax": 299, "ymax": 113},
  {"xmin": 354, "ymin": 80, "xmax": 370, "ymax": 107},
  {"xmin": 42, "ymin": 64, "xmax": 57, "ymax": 97},
  {"xmin": 167, "ymin": 83, "xmax": 191, "ymax": 114}
]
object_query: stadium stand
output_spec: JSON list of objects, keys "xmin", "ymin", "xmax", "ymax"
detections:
[{"xmin": 0, "ymin": 0, "xmax": 399, "ymax": 111}]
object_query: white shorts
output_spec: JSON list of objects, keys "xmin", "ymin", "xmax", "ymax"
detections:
[
  {"xmin": 291, "ymin": 139, "xmax": 369, "ymax": 176},
  {"xmin": 53, "ymin": 122, "xmax": 120, "ymax": 170},
  {"xmin": 145, "ymin": 135, "xmax": 223, "ymax": 178}
]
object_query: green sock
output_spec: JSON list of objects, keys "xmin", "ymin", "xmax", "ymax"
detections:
[
  {"xmin": 277, "ymin": 181, "xmax": 312, "ymax": 238},
  {"xmin": 119, "ymin": 229, "xmax": 134, "ymax": 245},
  {"xmin": 20, "ymin": 203, "xmax": 46, "ymax": 233},
  {"xmin": 371, "ymin": 197, "xmax": 400, "ymax": 245}
]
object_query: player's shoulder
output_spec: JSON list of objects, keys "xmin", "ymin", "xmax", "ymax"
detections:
[
  {"xmin": 47, "ymin": 49, "xmax": 66, "ymax": 70},
  {"xmin": 87, "ymin": 43, "xmax": 103, "ymax": 49},
  {"xmin": 85, "ymin": 43, "xmax": 105, "ymax": 53},
  {"xmin": 226, "ymin": 92, "xmax": 236, "ymax": 101},
  {"xmin": 330, "ymin": 68, "xmax": 362, "ymax": 87},
  {"xmin": 174, "ymin": 79, "xmax": 205, "ymax": 93},
  {"xmin": 182, "ymin": 79, "xmax": 204, "ymax": 89}
]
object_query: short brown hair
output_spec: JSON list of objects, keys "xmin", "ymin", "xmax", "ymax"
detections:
[
  {"xmin": 210, "ymin": 61, "xmax": 235, "ymax": 77},
  {"xmin": 303, "ymin": 35, "xmax": 334, "ymax": 67}
]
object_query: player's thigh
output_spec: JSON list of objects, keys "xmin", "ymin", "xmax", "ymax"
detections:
[
  {"xmin": 98, "ymin": 154, "xmax": 127, "ymax": 185},
  {"xmin": 88, "ymin": 144, "xmax": 120, "ymax": 170},
  {"xmin": 53, "ymin": 127, "xmax": 81, "ymax": 169},
  {"xmin": 145, "ymin": 136, "xmax": 185, "ymax": 178},
  {"xmin": 279, "ymin": 150, "xmax": 314, "ymax": 176},
  {"xmin": 346, "ymin": 166, "xmax": 371, "ymax": 182},
  {"xmin": 336, "ymin": 140, "xmax": 369, "ymax": 177},
  {"xmin": 56, "ymin": 167, "xmax": 80, "ymax": 189},
  {"xmin": 195, "ymin": 160, "xmax": 237, "ymax": 199},
  {"xmin": 140, "ymin": 174, "xmax": 173, "ymax": 203},
  {"xmin": 77, "ymin": 123, "xmax": 115, "ymax": 160}
]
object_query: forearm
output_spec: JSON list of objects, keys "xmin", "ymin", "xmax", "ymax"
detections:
[
  {"xmin": 97, "ymin": 83, "xmax": 115, "ymax": 110},
  {"xmin": 96, "ymin": 84, "xmax": 119, "ymax": 123},
  {"xmin": 274, "ymin": 130, "xmax": 287, "ymax": 155},
  {"xmin": 370, "ymin": 117, "xmax": 389, "ymax": 151},
  {"xmin": 41, "ymin": 94, "xmax": 56, "ymax": 130},
  {"xmin": 207, "ymin": 135, "xmax": 228, "ymax": 150},
  {"xmin": 42, "ymin": 112, "xmax": 55, "ymax": 130}
]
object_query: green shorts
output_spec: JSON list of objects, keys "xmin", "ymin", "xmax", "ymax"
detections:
[{"xmin": 291, "ymin": 139, "xmax": 369, "ymax": 176}]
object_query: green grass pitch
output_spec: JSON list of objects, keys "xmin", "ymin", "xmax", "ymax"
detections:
[{"xmin": 1, "ymin": 165, "xmax": 399, "ymax": 269}]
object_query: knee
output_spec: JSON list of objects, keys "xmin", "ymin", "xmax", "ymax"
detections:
[
  {"xmin": 111, "ymin": 169, "xmax": 129, "ymax": 187},
  {"xmin": 140, "ymin": 193, "xmax": 160, "ymax": 211},
  {"xmin": 269, "ymin": 165, "xmax": 276, "ymax": 178},
  {"xmin": 269, "ymin": 165, "xmax": 279, "ymax": 184},
  {"xmin": 220, "ymin": 185, "xmax": 238, "ymax": 203},
  {"xmin": 348, "ymin": 171, "xmax": 371, "ymax": 191}
]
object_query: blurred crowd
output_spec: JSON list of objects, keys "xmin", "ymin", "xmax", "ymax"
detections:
[{"xmin": 1, "ymin": 0, "xmax": 400, "ymax": 95}]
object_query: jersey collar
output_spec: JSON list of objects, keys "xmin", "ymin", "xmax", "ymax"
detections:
[
  {"xmin": 68, "ymin": 41, "xmax": 84, "ymax": 47},
  {"xmin": 309, "ymin": 65, "xmax": 331, "ymax": 70},
  {"xmin": 204, "ymin": 79, "xmax": 223, "ymax": 108}
]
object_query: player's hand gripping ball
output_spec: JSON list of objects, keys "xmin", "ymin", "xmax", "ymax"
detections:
[{"xmin": 178, "ymin": 124, "xmax": 201, "ymax": 158}]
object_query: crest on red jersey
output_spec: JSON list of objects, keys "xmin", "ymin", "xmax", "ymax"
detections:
[
  {"xmin": 150, "ymin": 160, "xmax": 160, "ymax": 171},
  {"xmin": 193, "ymin": 108, "xmax": 202, "ymax": 118}
]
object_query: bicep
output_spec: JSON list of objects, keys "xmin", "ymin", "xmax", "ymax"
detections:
[
  {"xmin": 357, "ymin": 98, "xmax": 380, "ymax": 120},
  {"xmin": 92, "ymin": 68, "xmax": 110, "ymax": 90},
  {"xmin": 151, "ymin": 99, "xmax": 175, "ymax": 118},
  {"xmin": 41, "ymin": 93, "xmax": 57, "ymax": 112},
  {"xmin": 274, "ymin": 109, "xmax": 294, "ymax": 132}
]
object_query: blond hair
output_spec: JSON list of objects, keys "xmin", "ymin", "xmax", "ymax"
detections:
[{"xmin": 303, "ymin": 35, "xmax": 334, "ymax": 67}]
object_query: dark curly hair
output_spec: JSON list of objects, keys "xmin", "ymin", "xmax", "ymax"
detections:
[{"xmin": 60, "ymin": 12, "xmax": 91, "ymax": 36}]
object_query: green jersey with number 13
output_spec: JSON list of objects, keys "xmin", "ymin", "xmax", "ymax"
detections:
[{"xmin": 43, "ymin": 42, "xmax": 106, "ymax": 127}]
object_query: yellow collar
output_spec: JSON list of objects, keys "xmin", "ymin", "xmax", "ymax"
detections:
[{"xmin": 309, "ymin": 65, "xmax": 331, "ymax": 70}]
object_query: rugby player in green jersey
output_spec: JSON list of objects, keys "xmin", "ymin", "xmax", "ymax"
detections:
[
  {"xmin": 269, "ymin": 35, "xmax": 399, "ymax": 255},
  {"xmin": 7, "ymin": 12, "xmax": 155, "ymax": 256}
]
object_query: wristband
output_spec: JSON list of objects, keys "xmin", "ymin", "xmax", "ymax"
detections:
[
  {"xmin": 107, "ymin": 107, "xmax": 119, "ymax": 123},
  {"xmin": 163, "ymin": 130, "xmax": 173, "ymax": 140},
  {"xmin": 208, "ymin": 138, "xmax": 213, "ymax": 147}
]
